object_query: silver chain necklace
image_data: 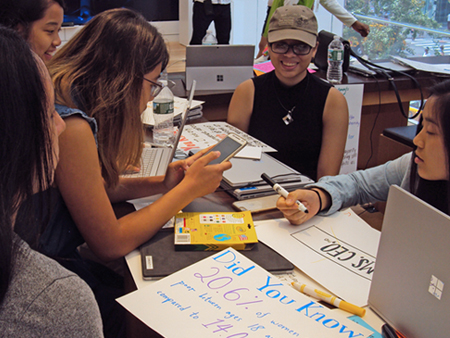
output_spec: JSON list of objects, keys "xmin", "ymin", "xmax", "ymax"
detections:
[{"xmin": 274, "ymin": 75, "xmax": 309, "ymax": 126}]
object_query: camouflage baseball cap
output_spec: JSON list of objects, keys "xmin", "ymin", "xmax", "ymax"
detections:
[{"xmin": 268, "ymin": 5, "xmax": 318, "ymax": 47}]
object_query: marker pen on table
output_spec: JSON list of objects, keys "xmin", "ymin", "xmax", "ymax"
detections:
[
  {"xmin": 291, "ymin": 281, "xmax": 366, "ymax": 317},
  {"xmin": 261, "ymin": 173, "xmax": 308, "ymax": 213}
]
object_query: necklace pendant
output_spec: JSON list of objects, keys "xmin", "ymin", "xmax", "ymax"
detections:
[{"xmin": 282, "ymin": 112, "xmax": 294, "ymax": 125}]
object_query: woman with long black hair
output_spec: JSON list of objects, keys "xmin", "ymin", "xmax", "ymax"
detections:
[
  {"xmin": 278, "ymin": 80, "xmax": 450, "ymax": 224},
  {"xmin": 0, "ymin": 26, "xmax": 102, "ymax": 337}
]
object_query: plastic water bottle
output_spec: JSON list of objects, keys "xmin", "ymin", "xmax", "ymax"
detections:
[
  {"xmin": 202, "ymin": 30, "xmax": 218, "ymax": 45},
  {"xmin": 327, "ymin": 35, "xmax": 344, "ymax": 84},
  {"xmin": 153, "ymin": 70, "xmax": 174, "ymax": 146}
]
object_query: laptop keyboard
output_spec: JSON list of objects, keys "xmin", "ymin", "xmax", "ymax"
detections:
[
  {"xmin": 140, "ymin": 148, "xmax": 159, "ymax": 177},
  {"xmin": 122, "ymin": 147, "xmax": 169, "ymax": 178}
]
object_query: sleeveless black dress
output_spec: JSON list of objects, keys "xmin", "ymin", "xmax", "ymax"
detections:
[{"xmin": 249, "ymin": 70, "xmax": 332, "ymax": 181}]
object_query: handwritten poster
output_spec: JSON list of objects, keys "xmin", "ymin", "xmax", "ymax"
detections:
[
  {"xmin": 255, "ymin": 209, "xmax": 380, "ymax": 307},
  {"xmin": 117, "ymin": 248, "xmax": 372, "ymax": 338},
  {"xmin": 335, "ymin": 84, "xmax": 364, "ymax": 175},
  {"xmin": 180, "ymin": 122, "xmax": 276, "ymax": 153}
]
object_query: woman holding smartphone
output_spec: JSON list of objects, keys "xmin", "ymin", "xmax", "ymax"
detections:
[{"xmin": 14, "ymin": 8, "xmax": 230, "ymax": 337}]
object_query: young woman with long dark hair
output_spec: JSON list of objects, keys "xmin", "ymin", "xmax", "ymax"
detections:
[
  {"xmin": 0, "ymin": 0, "xmax": 64, "ymax": 61},
  {"xmin": 278, "ymin": 80, "xmax": 450, "ymax": 224},
  {"xmin": 0, "ymin": 26, "xmax": 102, "ymax": 337},
  {"xmin": 14, "ymin": 9, "xmax": 229, "ymax": 336}
]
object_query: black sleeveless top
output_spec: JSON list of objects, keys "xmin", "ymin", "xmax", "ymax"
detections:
[{"xmin": 249, "ymin": 71, "xmax": 332, "ymax": 181}]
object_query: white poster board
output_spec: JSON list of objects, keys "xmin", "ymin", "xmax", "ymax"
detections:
[
  {"xmin": 336, "ymin": 84, "xmax": 364, "ymax": 175},
  {"xmin": 117, "ymin": 248, "xmax": 372, "ymax": 338},
  {"xmin": 255, "ymin": 209, "xmax": 380, "ymax": 307}
]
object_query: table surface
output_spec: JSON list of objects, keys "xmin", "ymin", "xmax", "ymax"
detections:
[{"xmin": 121, "ymin": 186, "xmax": 386, "ymax": 338}]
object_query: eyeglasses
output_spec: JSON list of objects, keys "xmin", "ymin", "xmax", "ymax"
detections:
[
  {"xmin": 143, "ymin": 77, "xmax": 163, "ymax": 97},
  {"xmin": 269, "ymin": 42, "xmax": 312, "ymax": 56}
]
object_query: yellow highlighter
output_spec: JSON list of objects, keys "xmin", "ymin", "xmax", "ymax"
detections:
[{"xmin": 291, "ymin": 281, "xmax": 366, "ymax": 317}]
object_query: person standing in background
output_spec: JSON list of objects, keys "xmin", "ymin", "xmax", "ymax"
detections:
[
  {"xmin": 257, "ymin": 0, "xmax": 370, "ymax": 58},
  {"xmin": 190, "ymin": 0, "xmax": 231, "ymax": 44}
]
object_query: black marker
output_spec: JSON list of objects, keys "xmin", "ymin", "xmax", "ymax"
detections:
[{"xmin": 261, "ymin": 173, "xmax": 308, "ymax": 213}]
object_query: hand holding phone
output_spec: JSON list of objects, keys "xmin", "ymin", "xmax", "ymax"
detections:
[{"xmin": 204, "ymin": 133, "xmax": 247, "ymax": 165}]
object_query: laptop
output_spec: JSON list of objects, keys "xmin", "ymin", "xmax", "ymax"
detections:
[
  {"xmin": 220, "ymin": 152, "xmax": 314, "ymax": 200},
  {"xmin": 348, "ymin": 60, "xmax": 413, "ymax": 77},
  {"xmin": 140, "ymin": 229, "xmax": 294, "ymax": 280},
  {"xmin": 124, "ymin": 80, "xmax": 196, "ymax": 178},
  {"xmin": 368, "ymin": 185, "xmax": 450, "ymax": 337},
  {"xmin": 185, "ymin": 45, "xmax": 255, "ymax": 91}
]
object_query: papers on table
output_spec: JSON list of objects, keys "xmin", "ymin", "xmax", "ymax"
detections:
[
  {"xmin": 141, "ymin": 96, "xmax": 204, "ymax": 126},
  {"xmin": 180, "ymin": 122, "xmax": 276, "ymax": 160},
  {"xmin": 117, "ymin": 248, "xmax": 372, "ymax": 338},
  {"xmin": 392, "ymin": 56, "xmax": 450, "ymax": 76},
  {"xmin": 255, "ymin": 209, "xmax": 381, "ymax": 307},
  {"xmin": 253, "ymin": 60, "xmax": 275, "ymax": 75},
  {"xmin": 127, "ymin": 199, "xmax": 380, "ymax": 307}
]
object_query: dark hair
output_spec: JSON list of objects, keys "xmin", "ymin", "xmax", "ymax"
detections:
[
  {"xmin": 49, "ymin": 8, "xmax": 169, "ymax": 187},
  {"xmin": 0, "ymin": 0, "xmax": 65, "ymax": 39},
  {"xmin": 410, "ymin": 79, "xmax": 450, "ymax": 213},
  {"xmin": 0, "ymin": 26, "xmax": 54, "ymax": 303}
]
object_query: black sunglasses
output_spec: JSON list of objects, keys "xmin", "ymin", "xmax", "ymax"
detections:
[{"xmin": 270, "ymin": 42, "xmax": 312, "ymax": 56}]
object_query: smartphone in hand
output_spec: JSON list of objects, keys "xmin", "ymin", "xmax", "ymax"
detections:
[{"xmin": 204, "ymin": 133, "xmax": 247, "ymax": 165}]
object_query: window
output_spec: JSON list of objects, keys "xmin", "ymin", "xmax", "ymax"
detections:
[{"xmin": 343, "ymin": 0, "xmax": 450, "ymax": 59}]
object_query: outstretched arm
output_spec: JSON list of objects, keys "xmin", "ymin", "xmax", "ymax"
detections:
[
  {"xmin": 55, "ymin": 116, "xmax": 231, "ymax": 261},
  {"xmin": 227, "ymin": 79, "xmax": 255, "ymax": 133},
  {"xmin": 319, "ymin": 0, "xmax": 370, "ymax": 37},
  {"xmin": 316, "ymin": 87, "xmax": 349, "ymax": 179},
  {"xmin": 351, "ymin": 21, "xmax": 370, "ymax": 37}
]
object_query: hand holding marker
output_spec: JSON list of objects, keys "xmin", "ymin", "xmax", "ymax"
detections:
[{"xmin": 261, "ymin": 173, "xmax": 308, "ymax": 213}]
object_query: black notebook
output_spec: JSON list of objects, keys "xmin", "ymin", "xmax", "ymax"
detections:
[{"xmin": 140, "ymin": 229, "xmax": 294, "ymax": 280}]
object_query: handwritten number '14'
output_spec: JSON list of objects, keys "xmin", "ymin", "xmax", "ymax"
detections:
[{"xmin": 203, "ymin": 319, "xmax": 248, "ymax": 338}]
